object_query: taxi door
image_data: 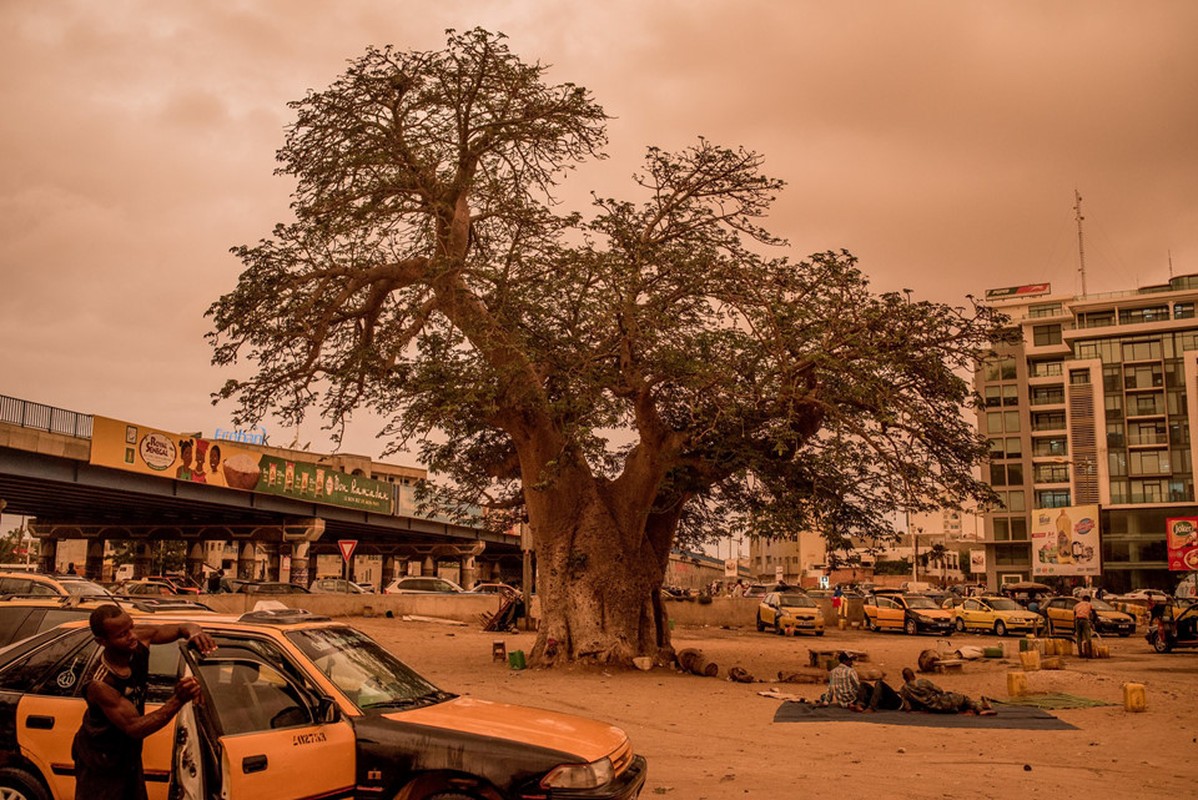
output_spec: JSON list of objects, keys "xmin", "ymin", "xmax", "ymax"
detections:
[
  {"xmin": 876, "ymin": 597, "xmax": 902, "ymax": 630},
  {"xmin": 179, "ymin": 646, "xmax": 356, "ymax": 800},
  {"xmin": 959, "ymin": 599, "xmax": 982, "ymax": 630}
]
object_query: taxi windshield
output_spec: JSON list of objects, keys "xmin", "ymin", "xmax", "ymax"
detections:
[
  {"xmin": 904, "ymin": 596, "xmax": 938, "ymax": 609},
  {"xmin": 779, "ymin": 594, "xmax": 815, "ymax": 607},
  {"xmin": 63, "ymin": 580, "xmax": 111, "ymax": 596},
  {"xmin": 287, "ymin": 626, "xmax": 451, "ymax": 711},
  {"xmin": 987, "ymin": 598, "xmax": 1019, "ymax": 611},
  {"xmin": 1091, "ymin": 599, "xmax": 1116, "ymax": 611}
]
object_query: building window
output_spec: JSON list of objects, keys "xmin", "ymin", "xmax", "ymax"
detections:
[
  {"xmin": 1122, "ymin": 340, "xmax": 1162, "ymax": 361},
  {"xmin": 992, "ymin": 518, "xmax": 1009, "ymax": 541},
  {"xmin": 1035, "ymin": 490, "xmax": 1071, "ymax": 508},
  {"xmin": 1030, "ymin": 386, "xmax": 1065, "ymax": 405},
  {"xmin": 1078, "ymin": 311, "xmax": 1115, "ymax": 329},
  {"xmin": 1129, "ymin": 450, "xmax": 1169, "ymax": 476},
  {"xmin": 1033, "ymin": 324, "xmax": 1063, "ymax": 346},
  {"xmin": 1032, "ymin": 437, "xmax": 1068, "ymax": 457},
  {"xmin": 1069, "ymin": 369, "xmax": 1090, "ymax": 385},
  {"xmin": 1119, "ymin": 306, "xmax": 1170, "ymax": 325},
  {"xmin": 1124, "ymin": 364, "xmax": 1163, "ymax": 389},
  {"xmin": 1030, "ymin": 361, "xmax": 1063, "ymax": 377},
  {"xmin": 1034, "ymin": 464, "xmax": 1070, "ymax": 483},
  {"xmin": 995, "ymin": 544, "xmax": 1029, "ymax": 567},
  {"xmin": 1005, "ymin": 437, "xmax": 1022, "ymax": 459},
  {"xmin": 1028, "ymin": 303, "xmax": 1063, "ymax": 318},
  {"xmin": 1010, "ymin": 517, "xmax": 1028, "ymax": 540},
  {"xmin": 1174, "ymin": 302, "xmax": 1195, "ymax": 319},
  {"xmin": 1031, "ymin": 411, "xmax": 1066, "ymax": 431}
]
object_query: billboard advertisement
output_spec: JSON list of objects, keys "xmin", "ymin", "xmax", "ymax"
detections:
[
  {"xmin": 969, "ymin": 549, "xmax": 986, "ymax": 574},
  {"xmin": 89, "ymin": 416, "xmax": 394, "ymax": 515},
  {"xmin": 1165, "ymin": 517, "xmax": 1198, "ymax": 571},
  {"xmin": 1031, "ymin": 504, "xmax": 1101, "ymax": 576}
]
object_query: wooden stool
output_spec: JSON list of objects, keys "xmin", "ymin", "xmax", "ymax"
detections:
[{"xmin": 492, "ymin": 640, "xmax": 507, "ymax": 662}]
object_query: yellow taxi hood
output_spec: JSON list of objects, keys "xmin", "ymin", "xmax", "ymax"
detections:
[
  {"xmin": 386, "ymin": 696, "xmax": 628, "ymax": 762},
  {"xmin": 1097, "ymin": 610, "xmax": 1130, "ymax": 620}
]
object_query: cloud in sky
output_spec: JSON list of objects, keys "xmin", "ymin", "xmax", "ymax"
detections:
[{"xmin": 1, "ymin": 0, "xmax": 1196, "ymax": 457}]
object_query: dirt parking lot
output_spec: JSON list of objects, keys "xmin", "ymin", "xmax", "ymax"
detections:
[{"xmin": 348, "ymin": 616, "xmax": 1196, "ymax": 800}]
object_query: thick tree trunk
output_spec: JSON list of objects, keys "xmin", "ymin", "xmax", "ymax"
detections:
[{"xmin": 527, "ymin": 472, "xmax": 671, "ymax": 667}]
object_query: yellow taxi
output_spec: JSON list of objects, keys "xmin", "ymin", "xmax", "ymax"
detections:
[
  {"xmin": 950, "ymin": 595, "xmax": 1043, "ymax": 636},
  {"xmin": 1039, "ymin": 596, "xmax": 1135, "ymax": 637},
  {"xmin": 0, "ymin": 606, "xmax": 647, "ymax": 800},
  {"xmin": 861, "ymin": 591, "xmax": 954, "ymax": 635},
  {"xmin": 756, "ymin": 591, "xmax": 825, "ymax": 635}
]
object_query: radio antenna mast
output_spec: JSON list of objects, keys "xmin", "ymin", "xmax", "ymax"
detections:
[{"xmin": 1074, "ymin": 190, "xmax": 1087, "ymax": 296}]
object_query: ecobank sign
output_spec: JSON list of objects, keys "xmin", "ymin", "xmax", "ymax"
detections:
[{"xmin": 212, "ymin": 425, "xmax": 268, "ymax": 445}]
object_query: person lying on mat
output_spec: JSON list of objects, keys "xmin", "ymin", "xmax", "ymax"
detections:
[
  {"xmin": 816, "ymin": 652, "xmax": 903, "ymax": 712},
  {"xmin": 899, "ymin": 667, "xmax": 996, "ymax": 716}
]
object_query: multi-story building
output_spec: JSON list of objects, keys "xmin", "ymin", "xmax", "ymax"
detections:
[{"xmin": 976, "ymin": 276, "xmax": 1198, "ymax": 593}]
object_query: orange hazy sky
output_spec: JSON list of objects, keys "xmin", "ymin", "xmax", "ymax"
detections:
[{"xmin": 2, "ymin": 0, "xmax": 1196, "ymax": 459}]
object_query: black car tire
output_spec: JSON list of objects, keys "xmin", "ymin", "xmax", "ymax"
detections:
[
  {"xmin": 864, "ymin": 615, "xmax": 875, "ymax": 632},
  {"xmin": 904, "ymin": 618, "xmax": 918, "ymax": 636},
  {"xmin": 0, "ymin": 767, "xmax": 51, "ymax": 800},
  {"xmin": 756, "ymin": 617, "xmax": 765, "ymax": 632},
  {"xmin": 775, "ymin": 615, "xmax": 785, "ymax": 635},
  {"xmin": 954, "ymin": 617, "xmax": 966, "ymax": 633},
  {"xmin": 994, "ymin": 620, "xmax": 1007, "ymax": 637},
  {"xmin": 1118, "ymin": 632, "xmax": 1131, "ymax": 638},
  {"xmin": 1151, "ymin": 634, "xmax": 1172, "ymax": 654},
  {"xmin": 815, "ymin": 630, "xmax": 825, "ymax": 636}
]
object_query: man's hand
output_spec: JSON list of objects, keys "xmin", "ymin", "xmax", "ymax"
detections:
[
  {"xmin": 187, "ymin": 630, "xmax": 218, "ymax": 655},
  {"xmin": 174, "ymin": 676, "xmax": 202, "ymax": 705}
]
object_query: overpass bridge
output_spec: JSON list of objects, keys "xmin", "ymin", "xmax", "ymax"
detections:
[{"xmin": 0, "ymin": 394, "xmax": 521, "ymax": 586}]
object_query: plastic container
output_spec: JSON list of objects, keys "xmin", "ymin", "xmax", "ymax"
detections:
[
  {"xmin": 1019, "ymin": 649, "xmax": 1041, "ymax": 671},
  {"xmin": 982, "ymin": 646, "xmax": 1004, "ymax": 659},
  {"xmin": 1122, "ymin": 682, "xmax": 1146, "ymax": 712},
  {"xmin": 1006, "ymin": 671, "xmax": 1028, "ymax": 696},
  {"xmin": 508, "ymin": 650, "xmax": 526, "ymax": 670},
  {"xmin": 1019, "ymin": 637, "xmax": 1038, "ymax": 652}
]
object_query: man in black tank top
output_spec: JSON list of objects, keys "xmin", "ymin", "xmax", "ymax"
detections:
[{"xmin": 71, "ymin": 604, "xmax": 216, "ymax": 800}]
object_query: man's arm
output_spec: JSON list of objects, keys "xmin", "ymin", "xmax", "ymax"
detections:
[
  {"xmin": 134, "ymin": 622, "xmax": 217, "ymax": 654},
  {"xmin": 87, "ymin": 677, "xmax": 200, "ymax": 741}
]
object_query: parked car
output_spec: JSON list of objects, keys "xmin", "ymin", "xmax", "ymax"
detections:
[
  {"xmin": 756, "ymin": 591, "xmax": 825, "ymax": 636},
  {"xmin": 115, "ymin": 579, "xmax": 180, "ymax": 597},
  {"xmin": 862, "ymin": 591, "xmax": 954, "ymax": 635},
  {"xmin": 0, "ymin": 608, "xmax": 647, "ymax": 799},
  {"xmin": 1145, "ymin": 600, "xmax": 1198, "ymax": 653},
  {"xmin": 145, "ymin": 575, "xmax": 202, "ymax": 595},
  {"xmin": 468, "ymin": 582, "xmax": 520, "ymax": 597},
  {"xmin": 950, "ymin": 595, "xmax": 1042, "ymax": 636},
  {"xmin": 0, "ymin": 572, "xmax": 111, "ymax": 598},
  {"xmin": 0, "ymin": 595, "xmax": 215, "ymax": 650},
  {"xmin": 309, "ymin": 577, "xmax": 368, "ymax": 594},
  {"xmin": 383, "ymin": 576, "xmax": 465, "ymax": 594},
  {"xmin": 239, "ymin": 581, "xmax": 311, "ymax": 594},
  {"xmin": 1119, "ymin": 588, "xmax": 1173, "ymax": 603},
  {"xmin": 1040, "ymin": 596, "xmax": 1135, "ymax": 637},
  {"xmin": 740, "ymin": 584, "xmax": 769, "ymax": 598}
]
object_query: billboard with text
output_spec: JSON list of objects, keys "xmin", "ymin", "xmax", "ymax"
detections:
[{"xmin": 1031, "ymin": 504, "xmax": 1100, "ymax": 577}]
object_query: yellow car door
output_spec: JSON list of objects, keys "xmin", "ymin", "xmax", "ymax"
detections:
[
  {"xmin": 184, "ymin": 651, "xmax": 356, "ymax": 800},
  {"xmin": 876, "ymin": 597, "xmax": 901, "ymax": 630}
]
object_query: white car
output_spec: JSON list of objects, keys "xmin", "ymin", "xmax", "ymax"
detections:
[
  {"xmin": 382, "ymin": 576, "xmax": 465, "ymax": 594},
  {"xmin": 1118, "ymin": 588, "xmax": 1172, "ymax": 603}
]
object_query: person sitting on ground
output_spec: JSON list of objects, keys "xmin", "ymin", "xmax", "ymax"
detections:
[
  {"xmin": 816, "ymin": 652, "xmax": 903, "ymax": 712},
  {"xmin": 898, "ymin": 667, "xmax": 995, "ymax": 715}
]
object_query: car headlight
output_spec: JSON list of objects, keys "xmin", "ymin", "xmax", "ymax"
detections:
[{"xmin": 541, "ymin": 757, "xmax": 614, "ymax": 789}]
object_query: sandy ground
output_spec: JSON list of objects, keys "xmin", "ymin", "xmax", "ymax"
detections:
[{"xmin": 346, "ymin": 616, "xmax": 1196, "ymax": 800}]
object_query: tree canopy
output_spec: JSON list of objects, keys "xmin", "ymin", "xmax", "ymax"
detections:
[{"xmin": 208, "ymin": 28, "xmax": 1010, "ymax": 664}]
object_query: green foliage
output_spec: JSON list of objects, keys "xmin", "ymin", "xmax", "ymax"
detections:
[{"xmin": 208, "ymin": 27, "xmax": 1010, "ymax": 561}]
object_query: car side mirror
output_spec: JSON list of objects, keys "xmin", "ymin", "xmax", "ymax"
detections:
[{"xmin": 317, "ymin": 695, "xmax": 340, "ymax": 724}]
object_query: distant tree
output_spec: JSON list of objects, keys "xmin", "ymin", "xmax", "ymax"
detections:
[
  {"xmin": 926, "ymin": 542, "xmax": 951, "ymax": 586},
  {"xmin": 0, "ymin": 527, "xmax": 25, "ymax": 563},
  {"xmin": 208, "ymin": 28, "xmax": 1009, "ymax": 666}
]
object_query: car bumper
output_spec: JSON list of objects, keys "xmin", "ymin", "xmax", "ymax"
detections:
[
  {"xmin": 916, "ymin": 620, "xmax": 954, "ymax": 632},
  {"xmin": 1097, "ymin": 622, "xmax": 1134, "ymax": 635},
  {"xmin": 524, "ymin": 755, "xmax": 647, "ymax": 799}
]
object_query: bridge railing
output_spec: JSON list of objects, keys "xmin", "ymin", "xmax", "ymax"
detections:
[{"xmin": 0, "ymin": 395, "xmax": 93, "ymax": 439}]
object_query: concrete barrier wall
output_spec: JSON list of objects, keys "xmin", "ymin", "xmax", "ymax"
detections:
[
  {"xmin": 661, "ymin": 597, "xmax": 865, "ymax": 628},
  {"xmin": 198, "ymin": 592, "xmax": 502, "ymax": 622}
]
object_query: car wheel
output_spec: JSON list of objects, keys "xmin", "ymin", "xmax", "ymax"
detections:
[
  {"xmin": 1118, "ymin": 632, "xmax": 1131, "ymax": 638},
  {"xmin": 775, "ymin": 615, "xmax": 785, "ymax": 635},
  {"xmin": 954, "ymin": 617, "xmax": 966, "ymax": 633},
  {"xmin": 904, "ymin": 618, "xmax": 918, "ymax": 636},
  {"xmin": 1151, "ymin": 634, "xmax": 1172, "ymax": 654},
  {"xmin": 994, "ymin": 620, "xmax": 1007, "ymax": 637},
  {"xmin": 815, "ymin": 630, "xmax": 825, "ymax": 636},
  {"xmin": 864, "ymin": 615, "xmax": 875, "ymax": 632},
  {"xmin": 756, "ymin": 617, "xmax": 765, "ymax": 632},
  {"xmin": 0, "ymin": 768, "xmax": 50, "ymax": 800}
]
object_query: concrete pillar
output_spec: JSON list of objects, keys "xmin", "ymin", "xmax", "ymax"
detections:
[
  {"xmin": 238, "ymin": 543, "xmax": 256, "ymax": 580},
  {"xmin": 37, "ymin": 539, "xmax": 58, "ymax": 575},
  {"xmin": 381, "ymin": 555, "xmax": 397, "ymax": 587},
  {"xmin": 289, "ymin": 542, "xmax": 311, "ymax": 588},
  {"xmin": 422, "ymin": 556, "xmax": 435, "ymax": 576},
  {"xmin": 134, "ymin": 542, "xmax": 153, "ymax": 578},
  {"xmin": 85, "ymin": 541, "xmax": 105, "ymax": 581},
  {"xmin": 186, "ymin": 542, "xmax": 206, "ymax": 583},
  {"xmin": 459, "ymin": 556, "xmax": 477, "ymax": 590}
]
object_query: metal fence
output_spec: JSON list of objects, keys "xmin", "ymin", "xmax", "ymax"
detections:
[{"xmin": 0, "ymin": 394, "xmax": 93, "ymax": 439}]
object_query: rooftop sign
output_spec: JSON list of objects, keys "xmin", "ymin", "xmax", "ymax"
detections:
[{"xmin": 984, "ymin": 283, "xmax": 1051, "ymax": 300}]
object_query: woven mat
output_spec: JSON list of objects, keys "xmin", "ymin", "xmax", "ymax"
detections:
[
  {"xmin": 989, "ymin": 692, "xmax": 1116, "ymax": 709},
  {"xmin": 773, "ymin": 701, "xmax": 1077, "ymax": 730}
]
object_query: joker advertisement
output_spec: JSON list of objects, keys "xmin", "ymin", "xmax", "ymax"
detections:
[{"xmin": 1165, "ymin": 517, "xmax": 1198, "ymax": 571}]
